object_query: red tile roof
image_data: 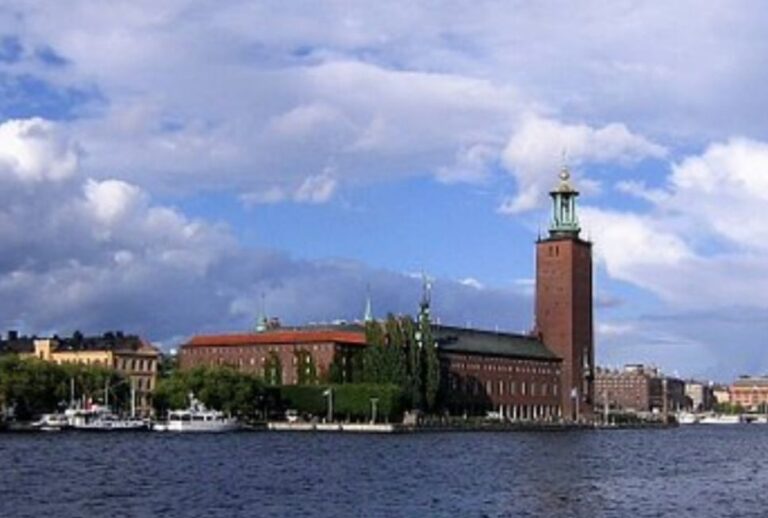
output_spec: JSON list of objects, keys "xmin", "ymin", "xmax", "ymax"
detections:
[{"xmin": 185, "ymin": 329, "xmax": 367, "ymax": 348}]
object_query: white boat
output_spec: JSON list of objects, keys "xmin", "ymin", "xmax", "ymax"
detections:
[
  {"xmin": 32, "ymin": 413, "xmax": 71, "ymax": 431},
  {"xmin": 65, "ymin": 406, "xmax": 148, "ymax": 431},
  {"xmin": 153, "ymin": 395, "xmax": 239, "ymax": 433},
  {"xmin": 698, "ymin": 414, "xmax": 743, "ymax": 425},
  {"xmin": 676, "ymin": 412, "xmax": 699, "ymax": 425}
]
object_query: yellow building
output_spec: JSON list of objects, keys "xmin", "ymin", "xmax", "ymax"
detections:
[{"xmin": 17, "ymin": 332, "xmax": 160, "ymax": 416}]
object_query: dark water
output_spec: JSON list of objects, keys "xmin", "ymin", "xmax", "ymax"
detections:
[{"xmin": 1, "ymin": 426, "xmax": 767, "ymax": 517}]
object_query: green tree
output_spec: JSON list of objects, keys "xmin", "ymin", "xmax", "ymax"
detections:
[
  {"xmin": 153, "ymin": 366, "xmax": 266, "ymax": 418},
  {"xmin": 421, "ymin": 325, "xmax": 440, "ymax": 411},
  {"xmin": 401, "ymin": 316, "xmax": 422, "ymax": 410},
  {"xmin": 0, "ymin": 355, "xmax": 128, "ymax": 419}
]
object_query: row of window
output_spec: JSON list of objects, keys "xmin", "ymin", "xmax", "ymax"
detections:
[
  {"xmin": 189, "ymin": 343, "xmax": 333, "ymax": 355},
  {"xmin": 450, "ymin": 376, "xmax": 558, "ymax": 398},
  {"xmin": 453, "ymin": 362, "xmax": 556, "ymax": 376},
  {"xmin": 134, "ymin": 376, "xmax": 153, "ymax": 391},
  {"xmin": 116, "ymin": 357, "xmax": 155, "ymax": 373}
]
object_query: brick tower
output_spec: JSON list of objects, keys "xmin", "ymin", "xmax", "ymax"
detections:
[{"xmin": 535, "ymin": 165, "xmax": 594, "ymax": 421}]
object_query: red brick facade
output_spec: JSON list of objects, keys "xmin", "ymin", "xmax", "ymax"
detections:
[
  {"xmin": 179, "ymin": 329, "xmax": 366, "ymax": 384},
  {"xmin": 535, "ymin": 236, "xmax": 594, "ymax": 420},
  {"xmin": 441, "ymin": 352, "xmax": 561, "ymax": 420}
]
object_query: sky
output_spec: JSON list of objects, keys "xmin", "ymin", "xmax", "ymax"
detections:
[{"xmin": 0, "ymin": 1, "xmax": 767, "ymax": 381}]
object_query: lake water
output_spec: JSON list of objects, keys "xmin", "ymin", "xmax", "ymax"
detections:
[{"xmin": 1, "ymin": 426, "xmax": 767, "ymax": 517}]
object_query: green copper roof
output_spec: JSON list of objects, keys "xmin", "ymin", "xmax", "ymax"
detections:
[
  {"xmin": 434, "ymin": 325, "xmax": 559, "ymax": 361},
  {"xmin": 549, "ymin": 165, "xmax": 581, "ymax": 237}
]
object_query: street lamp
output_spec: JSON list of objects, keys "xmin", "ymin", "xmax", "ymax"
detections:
[{"xmin": 323, "ymin": 387, "xmax": 333, "ymax": 423}]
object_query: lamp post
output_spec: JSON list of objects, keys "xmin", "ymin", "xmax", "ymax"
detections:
[
  {"xmin": 370, "ymin": 397, "xmax": 379, "ymax": 424},
  {"xmin": 324, "ymin": 388, "xmax": 333, "ymax": 423}
]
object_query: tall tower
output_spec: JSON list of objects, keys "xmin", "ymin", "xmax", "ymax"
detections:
[{"xmin": 535, "ymin": 165, "xmax": 594, "ymax": 421}]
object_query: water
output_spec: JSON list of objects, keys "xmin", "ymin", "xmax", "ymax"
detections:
[{"xmin": 1, "ymin": 426, "xmax": 767, "ymax": 517}]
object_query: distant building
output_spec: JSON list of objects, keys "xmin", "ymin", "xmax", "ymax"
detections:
[
  {"xmin": 730, "ymin": 376, "xmax": 768, "ymax": 412},
  {"xmin": 178, "ymin": 166, "xmax": 595, "ymax": 422},
  {"xmin": 595, "ymin": 364, "xmax": 686, "ymax": 413},
  {"xmin": 684, "ymin": 380, "xmax": 715, "ymax": 412},
  {"xmin": 179, "ymin": 322, "xmax": 564, "ymax": 420},
  {"xmin": 179, "ymin": 326, "xmax": 367, "ymax": 384},
  {"xmin": 712, "ymin": 385, "xmax": 731, "ymax": 405},
  {"xmin": 0, "ymin": 331, "xmax": 160, "ymax": 416}
]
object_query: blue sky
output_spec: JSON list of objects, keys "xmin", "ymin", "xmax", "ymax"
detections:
[{"xmin": 0, "ymin": 1, "xmax": 767, "ymax": 382}]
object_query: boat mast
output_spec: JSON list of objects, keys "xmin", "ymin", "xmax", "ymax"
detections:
[{"xmin": 130, "ymin": 378, "xmax": 136, "ymax": 418}]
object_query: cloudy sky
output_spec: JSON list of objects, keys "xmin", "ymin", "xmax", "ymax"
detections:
[{"xmin": 0, "ymin": 1, "xmax": 766, "ymax": 381}]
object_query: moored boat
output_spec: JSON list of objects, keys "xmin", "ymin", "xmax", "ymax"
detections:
[
  {"xmin": 65, "ymin": 406, "xmax": 148, "ymax": 431},
  {"xmin": 31, "ymin": 413, "xmax": 71, "ymax": 431},
  {"xmin": 676, "ymin": 412, "xmax": 698, "ymax": 425},
  {"xmin": 698, "ymin": 414, "xmax": 742, "ymax": 425},
  {"xmin": 153, "ymin": 395, "xmax": 239, "ymax": 433}
]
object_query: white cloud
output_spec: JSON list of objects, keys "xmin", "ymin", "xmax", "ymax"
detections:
[
  {"xmin": 0, "ymin": 118, "xmax": 80, "ymax": 183},
  {"xmin": 596, "ymin": 322, "xmax": 635, "ymax": 338},
  {"xmin": 499, "ymin": 114, "xmax": 666, "ymax": 213},
  {"xmin": 294, "ymin": 171, "xmax": 337, "ymax": 203},
  {"xmin": 0, "ymin": 118, "xmax": 536, "ymax": 343},
  {"xmin": 585, "ymin": 138, "xmax": 768, "ymax": 310},
  {"xmin": 459, "ymin": 277, "xmax": 484, "ymax": 290},
  {"xmin": 83, "ymin": 179, "xmax": 145, "ymax": 225},
  {"xmin": 667, "ymin": 138, "xmax": 768, "ymax": 250}
]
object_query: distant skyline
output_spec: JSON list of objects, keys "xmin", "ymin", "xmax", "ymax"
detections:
[{"xmin": 0, "ymin": 1, "xmax": 767, "ymax": 381}]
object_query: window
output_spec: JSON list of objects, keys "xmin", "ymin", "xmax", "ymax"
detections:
[{"xmin": 521, "ymin": 382, "xmax": 527, "ymax": 396}]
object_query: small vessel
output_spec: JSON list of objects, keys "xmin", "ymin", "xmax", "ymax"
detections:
[
  {"xmin": 698, "ymin": 414, "xmax": 743, "ymax": 425},
  {"xmin": 676, "ymin": 412, "xmax": 698, "ymax": 425},
  {"xmin": 32, "ymin": 413, "xmax": 71, "ymax": 431},
  {"xmin": 153, "ymin": 394, "xmax": 239, "ymax": 433},
  {"xmin": 66, "ymin": 406, "xmax": 148, "ymax": 431}
]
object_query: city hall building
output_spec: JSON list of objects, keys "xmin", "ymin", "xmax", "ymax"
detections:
[{"xmin": 179, "ymin": 167, "xmax": 595, "ymax": 421}]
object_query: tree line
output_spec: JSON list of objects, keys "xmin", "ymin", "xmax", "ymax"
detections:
[
  {"xmin": 0, "ymin": 355, "xmax": 129, "ymax": 420},
  {"xmin": 1, "ymin": 310, "xmax": 441, "ymax": 422}
]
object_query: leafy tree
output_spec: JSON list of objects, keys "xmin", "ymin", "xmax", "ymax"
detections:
[
  {"xmin": 421, "ymin": 326, "xmax": 440, "ymax": 411},
  {"xmin": 153, "ymin": 366, "xmax": 266, "ymax": 418},
  {"xmin": 0, "ymin": 355, "xmax": 129, "ymax": 419},
  {"xmin": 401, "ymin": 316, "xmax": 422, "ymax": 410}
]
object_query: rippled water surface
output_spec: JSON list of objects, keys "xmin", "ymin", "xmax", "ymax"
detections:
[{"xmin": 2, "ymin": 426, "xmax": 768, "ymax": 517}]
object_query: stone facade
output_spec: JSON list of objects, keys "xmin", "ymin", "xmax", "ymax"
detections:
[
  {"xmin": 684, "ymin": 380, "xmax": 715, "ymax": 412},
  {"xmin": 594, "ymin": 364, "xmax": 686, "ymax": 413}
]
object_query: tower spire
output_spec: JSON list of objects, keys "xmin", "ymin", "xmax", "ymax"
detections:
[
  {"xmin": 420, "ymin": 272, "xmax": 432, "ymax": 318},
  {"xmin": 548, "ymin": 161, "xmax": 581, "ymax": 238},
  {"xmin": 255, "ymin": 292, "xmax": 268, "ymax": 332},
  {"xmin": 363, "ymin": 284, "xmax": 373, "ymax": 322}
]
